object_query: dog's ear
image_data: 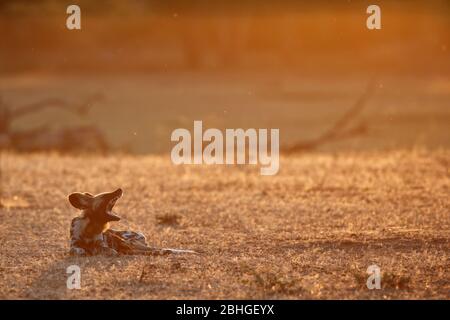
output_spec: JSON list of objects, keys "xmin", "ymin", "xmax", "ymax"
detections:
[{"xmin": 68, "ymin": 192, "xmax": 93, "ymax": 210}]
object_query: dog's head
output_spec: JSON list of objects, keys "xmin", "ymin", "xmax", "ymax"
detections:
[{"xmin": 68, "ymin": 188, "xmax": 123, "ymax": 223}]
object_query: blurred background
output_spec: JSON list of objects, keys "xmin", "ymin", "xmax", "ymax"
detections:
[{"xmin": 0, "ymin": 0, "xmax": 449, "ymax": 154}]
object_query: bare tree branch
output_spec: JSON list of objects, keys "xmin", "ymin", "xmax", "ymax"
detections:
[
  {"xmin": 11, "ymin": 93, "xmax": 104, "ymax": 119},
  {"xmin": 283, "ymin": 80, "xmax": 375, "ymax": 154}
]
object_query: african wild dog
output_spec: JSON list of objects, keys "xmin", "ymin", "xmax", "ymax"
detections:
[{"xmin": 68, "ymin": 188, "xmax": 196, "ymax": 256}]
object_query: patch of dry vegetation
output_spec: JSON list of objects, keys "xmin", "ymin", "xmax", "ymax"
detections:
[
  {"xmin": 155, "ymin": 212, "xmax": 182, "ymax": 226},
  {"xmin": 0, "ymin": 149, "xmax": 448, "ymax": 299}
]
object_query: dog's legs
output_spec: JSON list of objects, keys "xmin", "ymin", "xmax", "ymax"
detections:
[
  {"xmin": 69, "ymin": 246, "xmax": 87, "ymax": 256},
  {"xmin": 69, "ymin": 236, "xmax": 88, "ymax": 256},
  {"xmin": 91, "ymin": 239, "xmax": 118, "ymax": 256},
  {"xmin": 129, "ymin": 246, "xmax": 198, "ymax": 256},
  {"xmin": 69, "ymin": 217, "xmax": 89, "ymax": 256},
  {"xmin": 103, "ymin": 229, "xmax": 198, "ymax": 255}
]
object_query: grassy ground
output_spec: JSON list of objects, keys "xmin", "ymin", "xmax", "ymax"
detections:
[{"xmin": 0, "ymin": 150, "xmax": 448, "ymax": 299}]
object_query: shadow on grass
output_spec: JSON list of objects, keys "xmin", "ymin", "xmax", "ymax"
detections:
[
  {"xmin": 278, "ymin": 236, "xmax": 449, "ymax": 253},
  {"xmin": 25, "ymin": 253, "xmax": 139, "ymax": 299}
]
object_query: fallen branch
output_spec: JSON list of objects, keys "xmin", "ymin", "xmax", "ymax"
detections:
[
  {"xmin": 11, "ymin": 92, "xmax": 104, "ymax": 119},
  {"xmin": 283, "ymin": 80, "xmax": 375, "ymax": 154}
]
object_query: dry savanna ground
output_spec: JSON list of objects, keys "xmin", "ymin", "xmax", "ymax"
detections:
[{"xmin": 0, "ymin": 149, "xmax": 448, "ymax": 299}]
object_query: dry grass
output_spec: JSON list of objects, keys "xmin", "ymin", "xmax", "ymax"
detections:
[
  {"xmin": 0, "ymin": 149, "xmax": 449, "ymax": 299},
  {"xmin": 155, "ymin": 213, "xmax": 182, "ymax": 226}
]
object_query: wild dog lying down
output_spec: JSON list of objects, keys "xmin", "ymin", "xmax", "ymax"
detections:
[{"xmin": 68, "ymin": 188, "xmax": 196, "ymax": 256}]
